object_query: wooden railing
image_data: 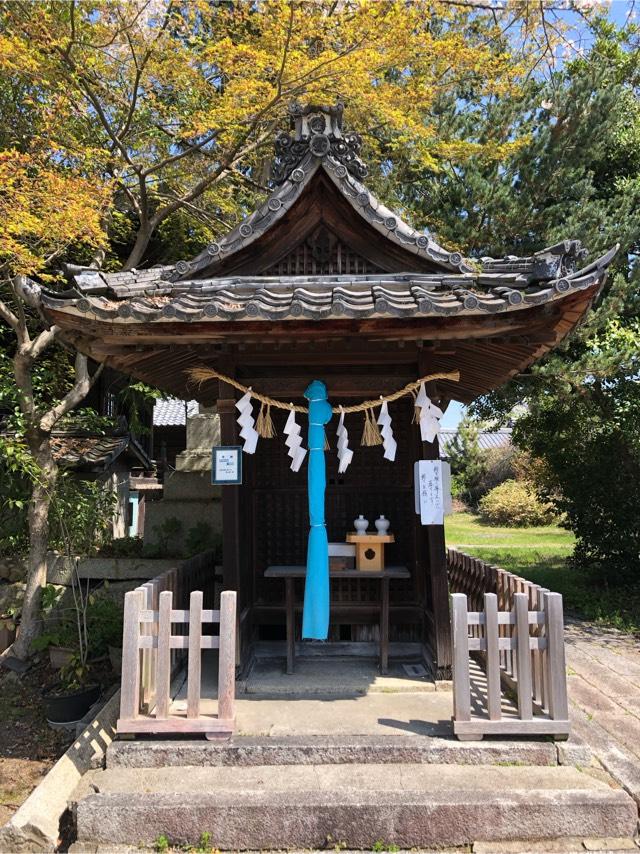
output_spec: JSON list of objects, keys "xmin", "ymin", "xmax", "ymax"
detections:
[
  {"xmin": 448, "ymin": 548, "xmax": 569, "ymax": 741},
  {"xmin": 117, "ymin": 552, "xmax": 236, "ymax": 737}
]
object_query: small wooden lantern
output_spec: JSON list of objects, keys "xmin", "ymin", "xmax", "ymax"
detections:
[{"xmin": 346, "ymin": 533, "xmax": 394, "ymax": 571}]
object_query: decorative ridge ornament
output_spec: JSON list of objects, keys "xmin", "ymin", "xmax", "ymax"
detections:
[{"xmin": 271, "ymin": 102, "xmax": 367, "ymax": 186}]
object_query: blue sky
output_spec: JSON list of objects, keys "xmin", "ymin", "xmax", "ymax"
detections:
[{"xmin": 441, "ymin": 400, "xmax": 465, "ymax": 429}]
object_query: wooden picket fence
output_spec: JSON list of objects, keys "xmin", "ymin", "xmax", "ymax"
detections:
[
  {"xmin": 117, "ymin": 552, "xmax": 236, "ymax": 737},
  {"xmin": 448, "ymin": 548, "xmax": 569, "ymax": 740}
]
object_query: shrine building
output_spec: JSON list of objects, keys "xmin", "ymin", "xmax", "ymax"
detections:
[{"xmin": 38, "ymin": 103, "xmax": 616, "ymax": 679}]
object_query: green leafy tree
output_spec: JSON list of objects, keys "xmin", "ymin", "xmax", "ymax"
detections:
[
  {"xmin": 432, "ymin": 25, "xmax": 640, "ymax": 581},
  {"xmin": 446, "ymin": 414, "xmax": 487, "ymax": 507},
  {"xmin": 505, "ymin": 320, "xmax": 640, "ymax": 578}
]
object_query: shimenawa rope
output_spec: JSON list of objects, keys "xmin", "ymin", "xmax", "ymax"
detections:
[{"xmin": 188, "ymin": 367, "xmax": 460, "ymax": 415}]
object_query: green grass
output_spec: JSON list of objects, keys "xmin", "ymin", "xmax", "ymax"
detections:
[
  {"xmin": 445, "ymin": 512, "xmax": 575, "ymax": 550},
  {"xmin": 446, "ymin": 512, "xmax": 640, "ymax": 634}
]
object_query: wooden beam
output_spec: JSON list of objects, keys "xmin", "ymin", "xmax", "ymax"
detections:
[{"xmin": 45, "ymin": 303, "xmax": 570, "ymax": 344}]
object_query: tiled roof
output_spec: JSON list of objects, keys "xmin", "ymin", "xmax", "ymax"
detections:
[
  {"xmin": 439, "ymin": 428, "xmax": 513, "ymax": 458},
  {"xmin": 50, "ymin": 433, "xmax": 150, "ymax": 470},
  {"xmin": 40, "ymin": 244, "xmax": 615, "ymax": 325},
  {"xmin": 174, "ymin": 154, "xmax": 474, "ymax": 279},
  {"xmin": 153, "ymin": 399, "xmax": 199, "ymax": 426}
]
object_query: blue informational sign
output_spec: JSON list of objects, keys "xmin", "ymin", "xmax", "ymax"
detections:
[{"xmin": 212, "ymin": 445, "xmax": 243, "ymax": 485}]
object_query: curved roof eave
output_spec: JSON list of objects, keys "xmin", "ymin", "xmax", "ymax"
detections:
[
  {"xmin": 37, "ymin": 244, "xmax": 615, "ymax": 327},
  {"xmin": 172, "ymin": 153, "xmax": 473, "ymax": 281}
]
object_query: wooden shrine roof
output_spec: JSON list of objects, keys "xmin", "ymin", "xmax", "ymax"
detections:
[
  {"xmin": 41, "ymin": 245, "xmax": 615, "ymax": 325},
  {"xmin": 35, "ymin": 104, "xmax": 618, "ymax": 404}
]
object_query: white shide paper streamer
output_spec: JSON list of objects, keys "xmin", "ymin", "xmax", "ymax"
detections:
[
  {"xmin": 415, "ymin": 382, "xmax": 443, "ymax": 444},
  {"xmin": 377, "ymin": 399, "xmax": 397, "ymax": 462},
  {"xmin": 336, "ymin": 407, "xmax": 353, "ymax": 473},
  {"xmin": 235, "ymin": 390, "xmax": 259, "ymax": 454},
  {"xmin": 283, "ymin": 408, "xmax": 307, "ymax": 472}
]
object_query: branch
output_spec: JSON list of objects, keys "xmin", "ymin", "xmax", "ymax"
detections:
[
  {"xmin": 117, "ymin": 1, "xmax": 174, "ymax": 141},
  {"xmin": 0, "ymin": 296, "xmax": 20, "ymax": 332},
  {"xmin": 149, "ymin": 191, "xmax": 230, "ymax": 229},
  {"xmin": 115, "ymin": 178, "xmax": 142, "ymax": 216},
  {"xmin": 29, "ymin": 326, "xmax": 60, "ymax": 360},
  {"xmin": 149, "ymin": 123, "xmax": 276, "ymax": 230},
  {"xmin": 116, "ymin": 29, "xmax": 144, "ymax": 141},
  {"xmin": 39, "ymin": 354, "xmax": 104, "ymax": 433},
  {"xmin": 52, "ymin": 42, "xmax": 138, "ymax": 170},
  {"xmin": 276, "ymin": 2, "xmax": 295, "ymax": 96},
  {"xmin": 140, "ymin": 130, "xmax": 219, "ymax": 178},
  {"xmin": 231, "ymin": 167, "xmax": 270, "ymax": 194},
  {"xmin": 8, "ymin": 276, "xmax": 37, "ymax": 348}
]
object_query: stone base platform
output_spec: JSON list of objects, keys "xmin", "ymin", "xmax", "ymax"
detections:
[
  {"xmin": 74, "ymin": 762, "xmax": 638, "ymax": 851},
  {"xmin": 70, "ymin": 654, "xmax": 638, "ymax": 851},
  {"xmin": 107, "ymin": 733, "xmax": 560, "ymax": 769}
]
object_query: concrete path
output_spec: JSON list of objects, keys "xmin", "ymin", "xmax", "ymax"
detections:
[
  {"xmin": 566, "ymin": 620, "xmax": 640, "ymax": 757},
  {"xmin": 565, "ymin": 618, "xmax": 640, "ymax": 808}
]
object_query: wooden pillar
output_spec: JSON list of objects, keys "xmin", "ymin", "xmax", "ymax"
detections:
[
  {"xmin": 423, "ymin": 434, "xmax": 453, "ymax": 678},
  {"xmin": 217, "ymin": 374, "xmax": 241, "ymax": 599},
  {"xmin": 417, "ymin": 356, "xmax": 452, "ymax": 678}
]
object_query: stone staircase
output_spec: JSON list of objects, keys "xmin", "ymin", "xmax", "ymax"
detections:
[{"xmin": 72, "ymin": 736, "xmax": 639, "ymax": 850}]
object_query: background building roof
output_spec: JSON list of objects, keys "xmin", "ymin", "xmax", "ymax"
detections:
[
  {"xmin": 153, "ymin": 399, "xmax": 199, "ymax": 427},
  {"xmin": 439, "ymin": 427, "xmax": 513, "ymax": 458},
  {"xmin": 51, "ymin": 433, "xmax": 150, "ymax": 471}
]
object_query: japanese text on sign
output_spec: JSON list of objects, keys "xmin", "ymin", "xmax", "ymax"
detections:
[
  {"xmin": 212, "ymin": 446, "xmax": 242, "ymax": 485},
  {"xmin": 414, "ymin": 460, "xmax": 451, "ymax": 525}
]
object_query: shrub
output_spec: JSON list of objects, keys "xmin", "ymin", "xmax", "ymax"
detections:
[
  {"xmin": 32, "ymin": 588, "xmax": 123, "ymax": 657},
  {"xmin": 49, "ymin": 475, "xmax": 117, "ymax": 555},
  {"xmin": 474, "ymin": 446, "xmax": 517, "ymax": 497},
  {"xmin": 184, "ymin": 522, "xmax": 221, "ymax": 559},
  {"xmin": 478, "ymin": 479, "xmax": 556, "ymax": 527},
  {"xmin": 99, "ymin": 536, "xmax": 144, "ymax": 558}
]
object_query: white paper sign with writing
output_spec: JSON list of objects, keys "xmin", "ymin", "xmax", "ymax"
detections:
[
  {"xmin": 414, "ymin": 460, "xmax": 452, "ymax": 525},
  {"xmin": 212, "ymin": 446, "xmax": 242, "ymax": 484}
]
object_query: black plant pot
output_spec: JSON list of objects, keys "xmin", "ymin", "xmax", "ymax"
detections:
[{"xmin": 44, "ymin": 684, "xmax": 101, "ymax": 724}]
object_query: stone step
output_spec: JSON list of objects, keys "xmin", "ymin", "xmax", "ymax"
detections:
[
  {"xmin": 74, "ymin": 763, "xmax": 637, "ymax": 850},
  {"xmin": 107, "ymin": 734, "xmax": 560, "ymax": 768}
]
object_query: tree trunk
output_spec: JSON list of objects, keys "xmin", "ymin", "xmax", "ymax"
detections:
[
  {"xmin": 123, "ymin": 223, "xmax": 152, "ymax": 271},
  {"xmin": 11, "ymin": 434, "xmax": 58, "ymax": 660}
]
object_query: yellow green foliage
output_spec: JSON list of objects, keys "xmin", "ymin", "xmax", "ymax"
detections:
[
  {"xmin": 479, "ymin": 480, "xmax": 556, "ymax": 528},
  {"xmin": 0, "ymin": 0, "xmax": 563, "ymax": 271},
  {"xmin": 0, "ymin": 151, "xmax": 108, "ymax": 279}
]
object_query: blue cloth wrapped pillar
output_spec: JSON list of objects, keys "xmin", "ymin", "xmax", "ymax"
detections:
[{"xmin": 302, "ymin": 379, "xmax": 332, "ymax": 640}]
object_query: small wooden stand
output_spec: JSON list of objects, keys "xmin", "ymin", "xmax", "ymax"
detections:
[{"xmin": 346, "ymin": 533, "xmax": 395, "ymax": 571}]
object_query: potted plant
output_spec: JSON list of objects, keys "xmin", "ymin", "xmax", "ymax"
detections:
[
  {"xmin": 43, "ymin": 559, "xmax": 101, "ymax": 725},
  {"xmin": 31, "ymin": 584, "xmax": 75, "ymax": 669},
  {"xmin": 83, "ymin": 591, "xmax": 124, "ymax": 675},
  {"xmin": 43, "ymin": 654, "xmax": 101, "ymax": 725},
  {"xmin": 32, "ymin": 625, "xmax": 76, "ymax": 669}
]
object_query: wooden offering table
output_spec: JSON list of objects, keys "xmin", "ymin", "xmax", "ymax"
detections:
[{"xmin": 264, "ymin": 565, "xmax": 410, "ymax": 675}]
